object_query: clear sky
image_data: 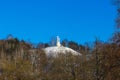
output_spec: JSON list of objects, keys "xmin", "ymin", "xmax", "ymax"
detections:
[{"xmin": 0, "ymin": 0, "xmax": 117, "ymax": 44}]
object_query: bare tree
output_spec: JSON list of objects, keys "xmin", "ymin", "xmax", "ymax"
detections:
[{"xmin": 112, "ymin": 0, "xmax": 120, "ymax": 28}]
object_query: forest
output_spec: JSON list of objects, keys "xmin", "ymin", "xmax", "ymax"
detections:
[{"xmin": 0, "ymin": 29, "xmax": 120, "ymax": 80}]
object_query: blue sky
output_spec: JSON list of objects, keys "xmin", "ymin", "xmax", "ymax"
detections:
[{"xmin": 0, "ymin": 0, "xmax": 117, "ymax": 44}]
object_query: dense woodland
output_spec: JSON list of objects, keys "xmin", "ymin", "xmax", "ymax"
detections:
[
  {"xmin": 0, "ymin": 30, "xmax": 120, "ymax": 80},
  {"xmin": 0, "ymin": 1, "xmax": 120, "ymax": 80}
]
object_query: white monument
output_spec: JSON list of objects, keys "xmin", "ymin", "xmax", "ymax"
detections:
[
  {"xmin": 56, "ymin": 36, "xmax": 61, "ymax": 47},
  {"xmin": 44, "ymin": 36, "xmax": 81, "ymax": 57}
]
